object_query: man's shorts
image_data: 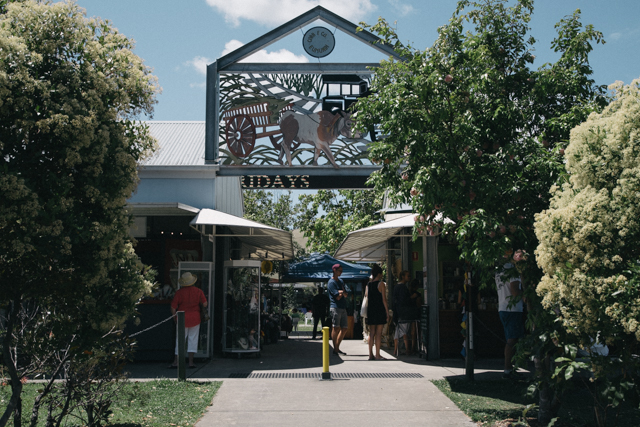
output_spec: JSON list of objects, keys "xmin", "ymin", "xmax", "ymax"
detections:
[
  {"xmin": 499, "ymin": 311, "xmax": 524, "ymax": 341},
  {"xmin": 330, "ymin": 307, "xmax": 348, "ymax": 329}
]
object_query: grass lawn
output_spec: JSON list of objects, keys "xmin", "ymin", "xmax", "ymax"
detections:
[
  {"xmin": 1, "ymin": 379, "xmax": 221, "ymax": 426},
  {"xmin": 433, "ymin": 378, "xmax": 640, "ymax": 427}
]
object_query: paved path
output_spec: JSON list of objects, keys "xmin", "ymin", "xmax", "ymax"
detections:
[{"xmin": 126, "ymin": 334, "xmax": 513, "ymax": 426}]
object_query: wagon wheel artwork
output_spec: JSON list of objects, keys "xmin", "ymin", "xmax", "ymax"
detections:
[{"xmin": 226, "ymin": 114, "xmax": 256, "ymax": 158}]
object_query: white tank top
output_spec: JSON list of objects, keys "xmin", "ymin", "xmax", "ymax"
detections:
[{"xmin": 496, "ymin": 268, "xmax": 523, "ymax": 312}]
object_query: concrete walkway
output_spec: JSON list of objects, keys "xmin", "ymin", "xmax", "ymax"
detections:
[{"xmin": 125, "ymin": 333, "xmax": 514, "ymax": 426}]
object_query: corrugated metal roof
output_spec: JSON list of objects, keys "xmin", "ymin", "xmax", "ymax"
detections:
[{"xmin": 142, "ymin": 121, "xmax": 206, "ymax": 166}]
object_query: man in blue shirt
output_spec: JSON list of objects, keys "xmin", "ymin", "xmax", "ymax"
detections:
[{"xmin": 327, "ymin": 263, "xmax": 349, "ymax": 355}]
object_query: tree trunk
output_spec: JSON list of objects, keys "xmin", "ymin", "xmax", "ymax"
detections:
[
  {"xmin": 30, "ymin": 352, "xmax": 70, "ymax": 427},
  {"xmin": 536, "ymin": 355, "xmax": 555, "ymax": 425},
  {"xmin": 0, "ymin": 301, "xmax": 22, "ymax": 427}
]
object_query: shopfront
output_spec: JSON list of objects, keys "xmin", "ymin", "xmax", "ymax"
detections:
[
  {"xmin": 124, "ymin": 119, "xmax": 294, "ymax": 361},
  {"xmin": 334, "ymin": 213, "xmax": 504, "ymax": 359}
]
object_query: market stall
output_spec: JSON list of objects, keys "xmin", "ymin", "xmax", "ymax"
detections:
[{"xmin": 283, "ymin": 253, "xmax": 371, "ymax": 339}]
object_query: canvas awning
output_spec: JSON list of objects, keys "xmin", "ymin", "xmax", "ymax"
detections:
[
  {"xmin": 190, "ymin": 208, "xmax": 294, "ymax": 260},
  {"xmin": 334, "ymin": 213, "xmax": 457, "ymax": 261},
  {"xmin": 333, "ymin": 214, "xmax": 416, "ymax": 262}
]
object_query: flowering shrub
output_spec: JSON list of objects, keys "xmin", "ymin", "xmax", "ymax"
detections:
[
  {"xmin": 534, "ymin": 79, "xmax": 640, "ymax": 424},
  {"xmin": 535, "ymin": 79, "xmax": 640, "ymax": 343}
]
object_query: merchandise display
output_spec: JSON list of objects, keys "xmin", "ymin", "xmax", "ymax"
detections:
[{"xmin": 223, "ymin": 260, "xmax": 262, "ymax": 357}]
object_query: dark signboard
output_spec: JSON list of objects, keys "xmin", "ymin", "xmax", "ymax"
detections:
[
  {"xmin": 240, "ymin": 174, "xmax": 371, "ymax": 190},
  {"xmin": 218, "ymin": 165, "xmax": 379, "ymax": 190}
]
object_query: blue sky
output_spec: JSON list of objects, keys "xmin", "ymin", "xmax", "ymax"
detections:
[{"xmin": 75, "ymin": 0, "xmax": 640, "ymax": 122}]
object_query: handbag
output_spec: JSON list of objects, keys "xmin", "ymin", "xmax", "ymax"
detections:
[
  {"xmin": 360, "ymin": 295, "xmax": 368, "ymax": 318},
  {"xmin": 200, "ymin": 302, "xmax": 209, "ymax": 323}
]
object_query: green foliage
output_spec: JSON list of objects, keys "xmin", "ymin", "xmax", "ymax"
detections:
[
  {"xmin": 1, "ymin": 380, "xmax": 221, "ymax": 426},
  {"xmin": 432, "ymin": 378, "xmax": 536, "ymax": 425},
  {"xmin": 243, "ymin": 189, "xmax": 297, "ymax": 231},
  {"xmin": 356, "ymin": 0, "xmax": 606, "ymax": 284},
  {"xmin": 0, "ymin": 0, "xmax": 26, "ymax": 15},
  {"xmin": 283, "ymin": 284, "xmax": 297, "ymax": 312},
  {"xmin": 295, "ymin": 190, "xmax": 383, "ymax": 254},
  {"xmin": 0, "ymin": 1, "xmax": 159, "ymax": 425},
  {"xmin": 535, "ymin": 79, "xmax": 640, "ymax": 342},
  {"xmin": 242, "ymin": 189, "xmax": 307, "ymax": 274},
  {"xmin": 356, "ymin": 1, "xmax": 607, "ymax": 423},
  {"xmin": 433, "ymin": 377, "xmax": 640, "ymax": 426},
  {"xmin": 534, "ymin": 79, "xmax": 640, "ymax": 424}
]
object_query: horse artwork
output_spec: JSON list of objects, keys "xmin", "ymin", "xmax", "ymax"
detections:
[{"xmin": 278, "ymin": 110, "xmax": 359, "ymax": 168}]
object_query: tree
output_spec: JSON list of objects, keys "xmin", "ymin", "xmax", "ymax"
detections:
[
  {"xmin": 355, "ymin": 0, "xmax": 606, "ymax": 422},
  {"xmin": 243, "ymin": 189, "xmax": 297, "ymax": 232},
  {"xmin": 243, "ymin": 189, "xmax": 307, "ymax": 264},
  {"xmin": 0, "ymin": 1, "xmax": 159, "ymax": 425},
  {"xmin": 534, "ymin": 79, "xmax": 640, "ymax": 425},
  {"xmin": 295, "ymin": 190, "xmax": 384, "ymax": 255}
]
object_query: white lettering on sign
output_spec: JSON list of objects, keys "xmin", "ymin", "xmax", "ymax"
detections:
[{"xmin": 241, "ymin": 175, "xmax": 311, "ymax": 189}]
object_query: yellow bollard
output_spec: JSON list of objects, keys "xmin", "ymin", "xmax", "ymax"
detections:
[{"xmin": 321, "ymin": 326, "xmax": 331, "ymax": 380}]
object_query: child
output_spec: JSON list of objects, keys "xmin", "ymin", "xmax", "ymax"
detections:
[{"xmin": 291, "ymin": 308, "xmax": 301, "ymax": 332}]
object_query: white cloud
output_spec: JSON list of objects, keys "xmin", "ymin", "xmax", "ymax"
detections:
[
  {"xmin": 186, "ymin": 40, "xmax": 308, "ymax": 80},
  {"xmin": 608, "ymin": 28, "xmax": 640, "ymax": 42},
  {"xmin": 188, "ymin": 56, "xmax": 212, "ymax": 76},
  {"xmin": 388, "ymin": 0, "xmax": 414, "ymax": 16},
  {"xmin": 205, "ymin": 0, "xmax": 376, "ymax": 27},
  {"xmin": 221, "ymin": 39, "xmax": 309, "ymax": 63}
]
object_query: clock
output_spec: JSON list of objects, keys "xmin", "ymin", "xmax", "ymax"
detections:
[{"xmin": 302, "ymin": 26, "xmax": 335, "ymax": 58}]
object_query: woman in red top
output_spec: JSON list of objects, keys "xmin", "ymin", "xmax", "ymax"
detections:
[{"xmin": 170, "ymin": 272, "xmax": 207, "ymax": 368}]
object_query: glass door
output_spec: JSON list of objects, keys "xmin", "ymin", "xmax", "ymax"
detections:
[
  {"xmin": 223, "ymin": 260, "xmax": 261, "ymax": 356},
  {"xmin": 178, "ymin": 262, "xmax": 213, "ymax": 358}
]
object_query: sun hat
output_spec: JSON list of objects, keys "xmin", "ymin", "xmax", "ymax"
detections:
[
  {"xmin": 178, "ymin": 272, "xmax": 197, "ymax": 287},
  {"xmin": 332, "ymin": 263, "xmax": 342, "ymax": 270}
]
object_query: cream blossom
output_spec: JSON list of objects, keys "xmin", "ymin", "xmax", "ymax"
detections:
[{"xmin": 534, "ymin": 78, "xmax": 640, "ymax": 342}]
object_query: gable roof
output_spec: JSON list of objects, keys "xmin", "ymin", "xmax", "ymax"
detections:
[{"xmin": 217, "ymin": 5, "xmax": 402, "ymax": 72}]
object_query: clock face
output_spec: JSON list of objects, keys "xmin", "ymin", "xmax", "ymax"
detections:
[{"xmin": 302, "ymin": 27, "xmax": 335, "ymax": 58}]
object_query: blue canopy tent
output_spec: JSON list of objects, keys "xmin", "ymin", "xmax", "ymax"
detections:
[
  {"xmin": 283, "ymin": 253, "xmax": 371, "ymax": 282},
  {"xmin": 282, "ymin": 253, "xmax": 370, "ymax": 339}
]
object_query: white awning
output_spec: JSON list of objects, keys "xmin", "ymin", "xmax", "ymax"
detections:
[
  {"xmin": 333, "ymin": 214, "xmax": 416, "ymax": 262},
  {"xmin": 334, "ymin": 213, "xmax": 456, "ymax": 262},
  {"xmin": 190, "ymin": 208, "xmax": 294, "ymax": 260}
]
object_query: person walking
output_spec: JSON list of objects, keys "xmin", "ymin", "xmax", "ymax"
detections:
[
  {"xmin": 496, "ymin": 261, "xmax": 524, "ymax": 379},
  {"xmin": 291, "ymin": 308, "xmax": 301, "ymax": 332},
  {"xmin": 366, "ymin": 264, "xmax": 389, "ymax": 360},
  {"xmin": 327, "ymin": 263, "xmax": 349, "ymax": 355},
  {"xmin": 393, "ymin": 270, "xmax": 412, "ymax": 356},
  {"xmin": 169, "ymin": 272, "xmax": 207, "ymax": 369},
  {"xmin": 311, "ymin": 287, "xmax": 330, "ymax": 339}
]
